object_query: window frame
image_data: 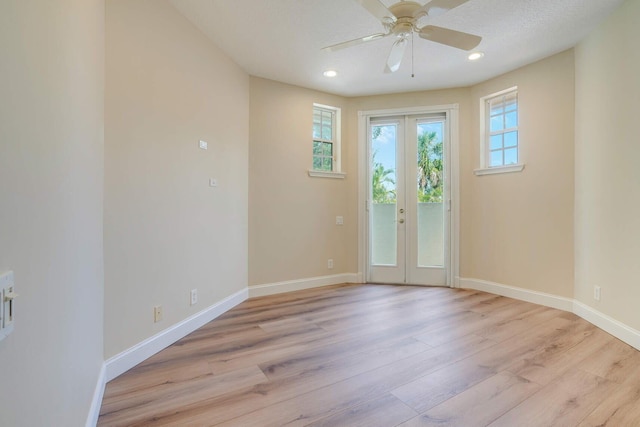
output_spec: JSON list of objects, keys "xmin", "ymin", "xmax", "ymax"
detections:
[
  {"xmin": 309, "ymin": 103, "xmax": 345, "ymax": 179},
  {"xmin": 475, "ymin": 87, "xmax": 524, "ymax": 176}
]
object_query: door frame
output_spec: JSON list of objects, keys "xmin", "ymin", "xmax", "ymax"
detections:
[{"xmin": 357, "ymin": 104, "xmax": 460, "ymax": 288}]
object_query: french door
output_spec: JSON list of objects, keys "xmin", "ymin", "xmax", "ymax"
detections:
[{"xmin": 368, "ymin": 112, "xmax": 450, "ymax": 285}]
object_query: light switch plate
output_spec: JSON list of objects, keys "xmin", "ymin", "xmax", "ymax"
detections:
[{"xmin": 199, "ymin": 140, "xmax": 208, "ymax": 150}]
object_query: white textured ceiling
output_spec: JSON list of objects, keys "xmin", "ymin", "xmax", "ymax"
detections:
[{"xmin": 170, "ymin": 0, "xmax": 623, "ymax": 97}]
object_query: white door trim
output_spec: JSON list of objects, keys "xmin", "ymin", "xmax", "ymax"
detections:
[{"xmin": 357, "ymin": 104, "xmax": 460, "ymax": 287}]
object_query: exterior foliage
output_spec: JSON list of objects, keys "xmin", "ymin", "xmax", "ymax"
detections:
[
  {"xmin": 417, "ymin": 130, "xmax": 443, "ymax": 203},
  {"xmin": 370, "ymin": 125, "xmax": 443, "ymax": 204},
  {"xmin": 372, "ymin": 154, "xmax": 396, "ymax": 203}
]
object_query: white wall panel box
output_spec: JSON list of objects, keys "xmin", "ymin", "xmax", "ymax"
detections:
[{"xmin": 0, "ymin": 271, "xmax": 17, "ymax": 341}]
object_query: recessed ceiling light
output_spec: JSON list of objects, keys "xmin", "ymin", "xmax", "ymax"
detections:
[
  {"xmin": 468, "ymin": 52, "xmax": 484, "ymax": 61},
  {"xmin": 323, "ymin": 70, "xmax": 338, "ymax": 78}
]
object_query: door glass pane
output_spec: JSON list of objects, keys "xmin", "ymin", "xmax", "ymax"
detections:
[
  {"xmin": 417, "ymin": 121, "xmax": 444, "ymax": 267},
  {"xmin": 371, "ymin": 124, "xmax": 397, "ymax": 266}
]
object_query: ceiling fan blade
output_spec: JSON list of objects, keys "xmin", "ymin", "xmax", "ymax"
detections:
[
  {"xmin": 354, "ymin": 0, "xmax": 396, "ymax": 23},
  {"xmin": 322, "ymin": 33, "xmax": 389, "ymax": 52},
  {"xmin": 385, "ymin": 37, "xmax": 408, "ymax": 73},
  {"xmin": 416, "ymin": 0, "xmax": 472, "ymax": 18},
  {"xmin": 418, "ymin": 25, "xmax": 481, "ymax": 50}
]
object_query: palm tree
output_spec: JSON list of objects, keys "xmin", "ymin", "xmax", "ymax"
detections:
[
  {"xmin": 371, "ymin": 151, "xmax": 396, "ymax": 204},
  {"xmin": 417, "ymin": 130, "xmax": 443, "ymax": 203}
]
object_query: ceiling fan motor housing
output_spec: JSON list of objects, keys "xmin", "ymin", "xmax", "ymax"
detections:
[
  {"xmin": 387, "ymin": 1, "xmax": 426, "ymax": 36},
  {"xmin": 388, "ymin": 1, "xmax": 427, "ymax": 20}
]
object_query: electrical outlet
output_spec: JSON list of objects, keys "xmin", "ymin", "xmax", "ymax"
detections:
[
  {"xmin": 328, "ymin": 259, "xmax": 334, "ymax": 269},
  {"xmin": 594, "ymin": 286, "xmax": 601, "ymax": 301},
  {"xmin": 154, "ymin": 305, "xmax": 163, "ymax": 323},
  {"xmin": 190, "ymin": 289, "xmax": 198, "ymax": 306}
]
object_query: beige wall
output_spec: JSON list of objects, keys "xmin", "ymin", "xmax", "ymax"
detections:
[
  {"xmin": 575, "ymin": 0, "xmax": 640, "ymax": 329},
  {"xmin": 105, "ymin": 0, "xmax": 249, "ymax": 358},
  {"xmin": 465, "ymin": 51, "xmax": 575, "ymax": 297},
  {"xmin": 0, "ymin": 0, "xmax": 105, "ymax": 425},
  {"xmin": 249, "ymin": 77, "xmax": 350, "ymax": 285}
]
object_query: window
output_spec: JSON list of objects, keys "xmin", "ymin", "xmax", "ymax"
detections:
[
  {"xmin": 476, "ymin": 87, "xmax": 524, "ymax": 175},
  {"xmin": 310, "ymin": 104, "xmax": 344, "ymax": 178}
]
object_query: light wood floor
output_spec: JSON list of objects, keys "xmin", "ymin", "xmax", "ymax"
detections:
[{"xmin": 98, "ymin": 284, "xmax": 640, "ymax": 426}]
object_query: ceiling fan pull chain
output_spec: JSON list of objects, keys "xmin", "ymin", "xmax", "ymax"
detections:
[{"xmin": 411, "ymin": 31, "xmax": 415, "ymax": 78}]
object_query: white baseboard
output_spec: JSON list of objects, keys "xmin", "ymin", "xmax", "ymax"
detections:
[
  {"xmin": 573, "ymin": 300, "xmax": 640, "ymax": 350},
  {"xmin": 460, "ymin": 277, "xmax": 640, "ymax": 351},
  {"xmin": 105, "ymin": 287, "xmax": 248, "ymax": 381},
  {"xmin": 249, "ymin": 273, "xmax": 359, "ymax": 298},
  {"xmin": 86, "ymin": 363, "xmax": 106, "ymax": 427},
  {"xmin": 460, "ymin": 277, "xmax": 574, "ymax": 312}
]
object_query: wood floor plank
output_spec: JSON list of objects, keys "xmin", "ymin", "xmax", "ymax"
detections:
[
  {"xmin": 129, "ymin": 335, "xmax": 432, "ymax": 426},
  {"xmin": 213, "ymin": 334, "xmax": 498, "ymax": 427},
  {"xmin": 207, "ymin": 326, "xmax": 330, "ymax": 375},
  {"xmin": 578, "ymin": 335, "xmax": 640, "ymax": 383},
  {"xmin": 507, "ymin": 327, "xmax": 611, "ymax": 385},
  {"xmin": 390, "ymin": 358, "xmax": 498, "ymax": 413},
  {"xmin": 476, "ymin": 305, "xmax": 564, "ymax": 343},
  {"xmin": 468, "ymin": 315, "xmax": 590, "ymax": 375},
  {"xmin": 98, "ymin": 284, "xmax": 640, "ymax": 427},
  {"xmin": 314, "ymin": 287, "xmax": 477, "ymax": 333},
  {"xmin": 307, "ymin": 394, "xmax": 417, "ymax": 427},
  {"xmin": 577, "ymin": 381, "xmax": 640, "ymax": 426},
  {"xmin": 258, "ymin": 334, "xmax": 431, "ymax": 382},
  {"xmin": 488, "ymin": 368, "xmax": 616, "ymax": 427},
  {"xmin": 98, "ymin": 365, "xmax": 268, "ymax": 426},
  {"xmin": 102, "ymin": 359, "xmax": 213, "ymax": 397},
  {"xmin": 466, "ymin": 294, "xmax": 519, "ymax": 314},
  {"xmin": 397, "ymin": 372, "xmax": 541, "ymax": 427},
  {"xmin": 207, "ymin": 284, "xmax": 392, "ymax": 332}
]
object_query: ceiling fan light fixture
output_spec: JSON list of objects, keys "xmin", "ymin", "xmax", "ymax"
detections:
[
  {"xmin": 323, "ymin": 70, "xmax": 338, "ymax": 78},
  {"xmin": 468, "ymin": 51, "xmax": 484, "ymax": 61}
]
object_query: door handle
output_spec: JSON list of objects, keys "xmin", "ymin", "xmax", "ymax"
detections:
[{"xmin": 398, "ymin": 219, "xmax": 405, "ymax": 224}]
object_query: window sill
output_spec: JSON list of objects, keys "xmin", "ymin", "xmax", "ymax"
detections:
[
  {"xmin": 474, "ymin": 164, "xmax": 525, "ymax": 176},
  {"xmin": 308, "ymin": 170, "xmax": 346, "ymax": 179}
]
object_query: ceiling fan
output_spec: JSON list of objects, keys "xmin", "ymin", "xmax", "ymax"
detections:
[{"xmin": 323, "ymin": 0, "xmax": 482, "ymax": 73}]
